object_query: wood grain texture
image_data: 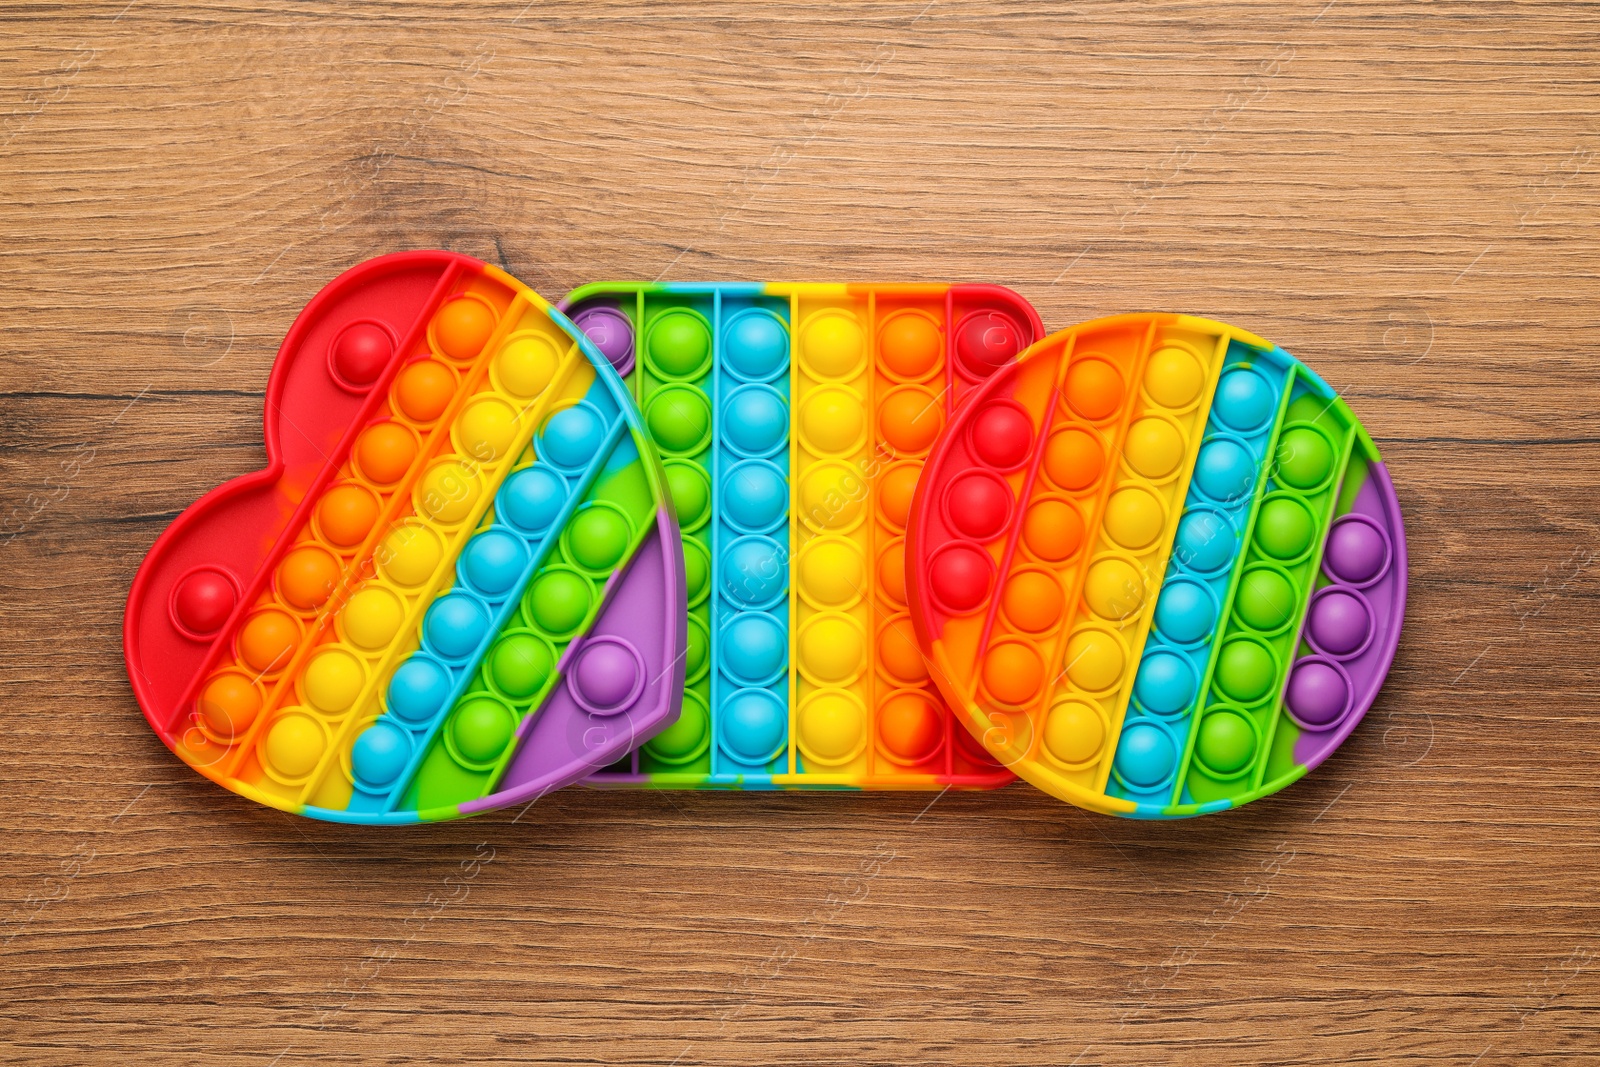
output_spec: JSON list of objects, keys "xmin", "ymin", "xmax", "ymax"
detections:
[{"xmin": 2, "ymin": 2, "xmax": 1598, "ymax": 1064}]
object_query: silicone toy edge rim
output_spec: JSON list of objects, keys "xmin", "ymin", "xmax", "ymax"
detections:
[{"xmin": 906, "ymin": 313, "xmax": 1407, "ymax": 819}]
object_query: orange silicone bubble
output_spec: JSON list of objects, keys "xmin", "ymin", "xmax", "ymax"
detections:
[
  {"xmin": 879, "ymin": 313, "xmax": 942, "ymax": 379},
  {"xmin": 395, "ymin": 359, "xmax": 456, "ymax": 422},
  {"xmin": 1023, "ymin": 499, "xmax": 1084, "ymax": 562},
  {"xmin": 879, "ymin": 387, "xmax": 944, "ymax": 454},
  {"xmin": 354, "ymin": 421, "xmax": 417, "ymax": 485},
  {"xmin": 316, "ymin": 484, "xmax": 379, "ymax": 548},
  {"xmin": 878, "ymin": 541, "xmax": 907, "ymax": 604},
  {"xmin": 277, "ymin": 545, "xmax": 340, "ymax": 610},
  {"xmin": 1044, "ymin": 427, "xmax": 1103, "ymax": 491},
  {"xmin": 1002, "ymin": 570, "xmax": 1064, "ymax": 633},
  {"xmin": 879, "ymin": 463, "xmax": 920, "ymax": 529},
  {"xmin": 199, "ymin": 672, "xmax": 262, "ymax": 737},
  {"xmin": 434, "ymin": 297, "xmax": 497, "ymax": 360},
  {"xmin": 1065, "ymin": 359, "xmax": 1124, "ymax": 421},
  {"xmin": 878, "ymin": 620, "xmax": 930, "ymax": 684},
  {"xmin": 878, "ymin": 691, "xmax": 943, "ymax": 764},
  {"xmin": 983, "ymin": 641, "xmax": 1043, "ymax": 706},
  {"xmin": 239, "ymin": 609, "xmax": 299, "ymax": 674}
]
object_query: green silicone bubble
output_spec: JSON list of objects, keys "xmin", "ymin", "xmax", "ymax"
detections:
[
  {"xmin": 646, "ymin": 385, "xmax": 711, "ymax": 455},
  {"xmin": 647, "ymin": 311, "xmax": 712, "ymax": 378},
  {"xmin": 1275, "ymin": 427, "xmax": 1334, "ymax": 490},
  {"xmin": 685, "ymin": 616, "xmax": 709, "ymax": 679},
  {"xmin": 1255, "ymin": 496, "xmax": 1315, "ymax": 560},
  {"xmin": 489, "ymin": 632, "xmax": 553, "ymax": 699},
  {"xmin": 568, "ymin": 506, "xmax": 631, "ymax": 572},
  {"xmin": 1215, "ymin": 639, "xmax": 1277, "ymax": 703},
  {"xmin": 1196, "ymin": 710, "xmax": 1257, "ymax": 774},
  {"xmin": 451, "ymin": 697, "xmax": 515, "ymax": 763},
  {"xmin": 528, "ymin": 569, "xmax": 592, "ymax": 635},
  {"xmin": 1234, "ymin": 566, "xmax": 1297, "ymax": 631},
  {"xmin": 644, "ymin": 692, "xmax": 709, "ymax": 763},
  {"xmin": 665, "ymin": 461, "xmax": 711, "ymax": 529},
  {"xmin": 684, "ymin": 539, "xmax": 710, "ymax": 605}
]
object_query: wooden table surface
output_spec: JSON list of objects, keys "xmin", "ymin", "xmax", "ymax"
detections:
[{"xmin": 3, "ymin": 3, "xmax": 1597, "ymax": 1065}]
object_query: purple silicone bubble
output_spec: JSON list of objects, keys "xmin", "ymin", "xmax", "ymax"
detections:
[
  {"xmin": 459, "ymin": 514, "xmax": 684, "ymax": 811},
  {"xmin": 1307, "ymin": 586, "xmax": 1374, "ymax": 658},
  {"xmin": 572, "ymin": 306, "xmax": 635, "ymax": 377},
  {"xmin": 1294, "ymin": 463, "xmax": 1407, "ymax": 766},
  {"xmin": 570, "ymin": 636, "xmax": 645, "ymax": 715},
  {"xmin": 1285, "ymin": 656, "xmax": 1352, "ymax": 729},
  {"xmin": 1323, "ymin": 514, "xmax": 1391, "ymax": 587}
]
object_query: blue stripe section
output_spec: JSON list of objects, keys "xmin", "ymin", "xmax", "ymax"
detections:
[
  {"xmin": 707, "ymin": 291, "xmax": 792, "ymax": 783},
  {"xmin": 1110, "ymin": 340, "xmax": 1293, "ymax": 811},
  {"xmin": 665, "ymin": 281, "xmax": 766, "ymax": 297},
  {"xmin": 341, "ymin": 375, "xmax": 626, "ymax": 814}
]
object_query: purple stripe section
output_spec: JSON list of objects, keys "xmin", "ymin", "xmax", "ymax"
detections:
[
  {"xmin": 1292, "ymin": 461, "xmax": 1407, "ymax": 766},
  {"xmin": 459, "ymin": 509, "xmax": 686, "ymax": 812}
]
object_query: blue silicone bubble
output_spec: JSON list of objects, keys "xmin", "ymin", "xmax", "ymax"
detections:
[
  {"xmin": 1114, "ymin": 720, "xmax": 1178, "ymax": 791},
  {"xmin": 462, "ymin": 528, "xmax": 529, "ymax": 596},
  {"xmin": 425, "ymin": 594, "xmax": 489, "ymax": 660},
  {"xmin": 500, "ymin": 466, "xmax": 567, "ymax": 533},
  {"xmin": 720, "ymin": 612, "xmax": 786, "ymax": 685},
  {"xmin": 351, "ymin": 720, "xmax": 412, "ymax": 787},
  {"xmin": 1174, "ymin": 509, "xmax": 1237, "ymax": 574},
  {"xmin": 1213, "ymin": 367, "xmax": 1276, "ymax": 433},
  {"xmin": 721, "ymin": 535, "xmax": 785, "ymax": 607},
  {"xmin": 719, "ymin": 688, "xmax": 788, "ymax": 764},
  {"xmin": 388, "ymin": 657, "xmax": 453, "ymax": 724},
  {"xmin": 1194, "ymin": 437, "xmax": 1256, "ymax": 503},
  {"xmin": 722, "ymin": 460, "xmax": 787, "ymax": 532},
  {"xmin": 1152, "ymin": 577, "xmax": 1217, "ymax": 644},
  {"xmin": 722, "ymin": 308, "xmax": 789, "ymax": 382},
  {"xmin": 1133, "ymin": 649, "xmax": 1197, "ymax": 715},
  {"xmin": 723, "ymin": 384, "xmax": 788, "ymax": 457},
  {"xmin": 541, "ymin": 403, "xmax": 606, "ymax": 470}
]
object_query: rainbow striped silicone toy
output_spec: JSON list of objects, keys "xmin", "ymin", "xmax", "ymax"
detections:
[
  {"xmin": 907, "ymin": 313, "xmax": 1406, "ymax": 818},
  {"xmin": 124, "ymin": 253, "xmax": 685, "ymax": 824},
  {"xmin": 559, "ymin": 282, "xmax": 1045, "ymax": 789}
]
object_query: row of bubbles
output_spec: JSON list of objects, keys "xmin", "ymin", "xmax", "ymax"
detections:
[
  {"xmin": 186, "ymin": 291, "xmax": 508, "ymax": 791},
  {"xmin": 1109, "ymin": 347, "xmax": 1293, "ymax": 806},
  {"xmin": 1174, "ymin": 377, "xmax": 1357, "ymax": 809}
]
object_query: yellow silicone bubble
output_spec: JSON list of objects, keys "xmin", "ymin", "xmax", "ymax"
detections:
[
  {"xmin": 800, "ymin": 387, "xmax": 864, "ymax": 454},
  {"xmin": 343, "ymin": 587, "xmax": 404, "ymax": 651},
  {"xmin": 1083, "ymin": 557, "xmax": 1145, "ymax": 620},
  {"xmin": 801, "ymin": 310, "xmax": 864, "ymax": 378},
  {"xmin": 800, "ymin": 614, "xmax": 865, "ymax": 684},
  {"xmin": 798, "ymin": 690, "xmax": 865, "ymax": 764},
  {"xmin": 799, "ymin": 537, "xmax": 865, "ymax": 607},
  {"xmin": 379, "ymin": 523, "xmax": 444, "ymax": 587},
  {"xmin": 1104, "ymin": 486, "xmax": 1165, "ymax": 550},
  {"xmin": 1144, "ymin": 346, "xmax": 1205, "ymax": 408},
  {"xmin": 1122, "ymin": 417, "xmax": 1184, "ymax": 480},
  {"xmin": 1043, "ymin": 700, "xmax": 1106, "ymax": 766},
  {"xmin": 302, "ymin": 647, "xmax": 365, "ymax": 714},
  {"xmin": 493, "ymin": 333, "xmax": 560, "ymax": 399},
  {"xmin": 262, "ymin": 712, "xmax": 326, "ymax": 779},
  {"xmin": 799, "ymin": 463, "xmax": 865, "ymax": 530},
  {"xmin": 417, "ymin": 461, "xmax": 481, "ymax": 525},
  {"xmin": 456, "ymin": 396, "xmax": 519, "ymax": 463},
  {"xmin": 1064, "ymin": 628, "xmax": 1126, "ymax": 692}
]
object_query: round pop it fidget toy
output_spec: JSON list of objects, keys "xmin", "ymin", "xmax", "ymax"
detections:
[
  {"xmin": 124, "ymin": 252, "xmax": 686, "ymax": 824},
  {"xmin": 557, "ymin": 282, "xmax": 1045, "ymax": 789},
  {"xmin": 906, "ymin": 313, "xmax": 1405, "ymax": 818}
]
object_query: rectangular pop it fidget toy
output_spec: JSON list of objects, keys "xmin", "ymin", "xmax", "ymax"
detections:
[
  {"xmin": 124, "ymin": 254, "xmax": 684, "ymax": 823},
  {"xmin": 558, "ymin": 282, "xmax": 1045, "ymax": 789},
  {"xmin": 912, "ymin": 313, "xmax": 1404, "ymax": 817}
]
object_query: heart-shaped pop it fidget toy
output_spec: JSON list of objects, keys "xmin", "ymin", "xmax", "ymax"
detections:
[
  {"xmin": 124, "ymin": 252, "xmax": 686, "ymax": 824},
  {"xmin": 906, "ymin": 313, "xmax": 1406, "ymax": 817},
  {"xmin": 559, "ymin": 282, "xmax": 1044, "ymax": 789}
]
